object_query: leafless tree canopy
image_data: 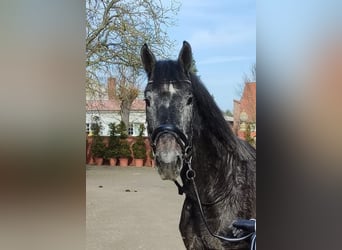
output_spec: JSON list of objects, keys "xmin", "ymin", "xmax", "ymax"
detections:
[
  {"xmin": 236, "ymin": 63, "xmax": 256, "ymax": 97},
  {"xmin": 86, "ymin": 0, "xmax": 180, "ymax": 127},
  {"xmin": 86, "ymin": 0, "xmax": 180, "ymax": 95},
  {"xmin": 116, "ymin": 65, "xmax": 141, "ymax": 127}
]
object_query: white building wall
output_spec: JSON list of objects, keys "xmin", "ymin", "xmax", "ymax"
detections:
[{"xmin": 86, "ymin": 110, "xmax": 147, "ymax": 136}]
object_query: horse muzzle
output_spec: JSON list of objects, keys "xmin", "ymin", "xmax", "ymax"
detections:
[
  {"xmin": 154, "ymin": 133, "xmax": 183, "ymax": 180},
  {"xmin": 151, "ymin": 124, "xmax": 189, "ymax": 180}
]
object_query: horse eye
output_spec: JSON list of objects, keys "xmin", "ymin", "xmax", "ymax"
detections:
[
  {"xmin": 186, "ymin": 97, "xmax": 193, "ymax": 105},
  {"xmin": 144, "ymin": 98, "xmax": 151, "ymax": 107}
]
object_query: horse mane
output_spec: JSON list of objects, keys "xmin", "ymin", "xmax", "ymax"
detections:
[{"xmin": 190, "ymin": 72, "xmax": 256, "ymax": 161}]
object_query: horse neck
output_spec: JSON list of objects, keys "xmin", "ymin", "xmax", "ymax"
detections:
[
  {"xmin": 187, "ymin": 76, "xmax": 243, "ymax": 200},
  {"xmin": 190, "ymin": 113, "xmax": 236, "ymax": 199}
]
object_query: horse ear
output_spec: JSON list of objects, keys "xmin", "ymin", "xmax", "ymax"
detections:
[
  {"xmin": 141, "ymin": 43, "xmax": 156, "ymax": 78},
  {"xmin": 178, "ymin": 41, "xmax": 193, "ymax": 75}
]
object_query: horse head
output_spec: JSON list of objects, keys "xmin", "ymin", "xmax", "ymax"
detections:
[{"xmin": 141, "ymin": 41, "xmax": 194, "ymax": 180}]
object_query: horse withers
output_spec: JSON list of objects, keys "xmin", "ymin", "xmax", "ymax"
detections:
[{"xmin": 141, "ymin": 41, "xmax": 256, "ymax": 250}]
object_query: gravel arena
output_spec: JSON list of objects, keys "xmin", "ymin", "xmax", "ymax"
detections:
[{"xmin": 86, "ymin": 165, "xmax": 185, "ymax": 250}]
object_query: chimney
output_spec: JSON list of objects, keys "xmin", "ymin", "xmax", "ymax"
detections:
[{"xmin": 107, "ymin": 77, "xmax": 116, "ymax": 100}]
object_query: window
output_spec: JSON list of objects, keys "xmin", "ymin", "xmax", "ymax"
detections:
[
  {"xmin": 90, "ymin": 116, "xmax": 103, "ymax": 135},
  {"xmin": 128, "ymin": 123, "xmax": 134, "ymax": 136},
  {"xmin": 128, "ymin": 123, "xmax": 146, "ymax": 136}
]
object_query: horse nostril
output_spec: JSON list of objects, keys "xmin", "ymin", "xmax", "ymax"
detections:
[{"xmin": 186, "ymin": 97, "xmax": 193, "ymax": 105}]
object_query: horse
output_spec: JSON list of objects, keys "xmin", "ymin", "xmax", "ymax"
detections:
[{"xmin": 141, "ymin": 41, "xmax": 256, "ymax": 250}]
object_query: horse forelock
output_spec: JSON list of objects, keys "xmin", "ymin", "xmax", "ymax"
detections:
[{"xmin": 151, "ymin": 60, "xmax": 188, "ymax": 83}]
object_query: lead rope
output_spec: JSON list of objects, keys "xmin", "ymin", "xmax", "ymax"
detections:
[{"xmin": 185, "ymin": 164, "xmax": 256, "ymax": 249}]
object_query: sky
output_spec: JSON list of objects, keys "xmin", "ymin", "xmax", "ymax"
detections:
[{"xmin": 165, "ymin": 0, "xmax": 256, "ymax": 112}]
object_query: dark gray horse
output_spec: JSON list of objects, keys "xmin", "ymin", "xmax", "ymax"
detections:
[{"xmin": 141, "ymin": 41, "xmax": 256, "ymax": 250}]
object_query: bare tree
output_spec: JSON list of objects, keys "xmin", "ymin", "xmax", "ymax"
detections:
[
  {"xmin": 86, "ymin": 0, "xmax": 180, "ymax": 96},
  {"xmin": 235, "ymin": 63, "xmax": 256, "ymax": 97},
  {"xmin": 115, "ymin": 65, "xmax": 141, "ymax": 127},
  {"xmin": 249, "ymin": 63, "xmax": 256, "ymax": 82}
]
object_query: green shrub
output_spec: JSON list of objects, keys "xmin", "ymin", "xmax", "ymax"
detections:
[
  {"xmin": 132, "ymin": 140, "xmax": 146, "ymax": 159},
  {"xmin": 132, "ymin": 124, "xmax": 146, "ymax": 159},
  {"xmin": 91, "ymin": 136, "xmax": 106, "ymax": 157},
  {"xmin": 118, "ymin": 139, "xmax": 131, "ymax": 158},
  {"xmin": 105, "ymin": 123, "xmax": 120, "ymax": 159},
  {"xmin": 116, "ymin": 121, "xmax": 131, "ymax": 158}
]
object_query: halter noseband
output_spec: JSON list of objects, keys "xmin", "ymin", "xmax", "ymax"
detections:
[{"xmin": 150, "ymin": 124, "xmax": 192, "ymax": 160}]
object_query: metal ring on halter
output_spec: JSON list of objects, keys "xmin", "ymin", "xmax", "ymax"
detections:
[
  {"xmin": 186, "ymin": 169, "xmax": 196, "ymax": 180},
  {"xmin": 184, "ymin": 145, "xmax": 192, "ymax": 157}
]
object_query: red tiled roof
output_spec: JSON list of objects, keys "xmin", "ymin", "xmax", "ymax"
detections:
[
  {"xmin": 131, "ymin": 99, "xmax": 146, "ymax": 110},
  {"xmin": 86, "ymin": 99, "xmax": 146, "ymax": 111}
]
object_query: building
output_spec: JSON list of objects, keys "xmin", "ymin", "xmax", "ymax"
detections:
[
  {"xmin": 86, "ymin": 77, "xmax": 236, "ymax": 137},
  {"xmin": 224, "ymin": 115, "xmax": 234, "ymax": 128},
  {"xmin": 86, "ymin": 77, "xmax": 147, "ymax": 136},
  {"xmin": 233, "ymin": 82, "xmax": 256, "ymax": 140}
]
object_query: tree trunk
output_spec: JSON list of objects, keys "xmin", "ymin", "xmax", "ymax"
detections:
[{"xmin": 120, "ymin": 99, "xmax": 132, "ymax": 130}]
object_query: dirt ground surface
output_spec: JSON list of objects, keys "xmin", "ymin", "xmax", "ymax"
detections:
[{"xmin": 86, "ymin": 165, "xmax": 186, "ymax": 250}]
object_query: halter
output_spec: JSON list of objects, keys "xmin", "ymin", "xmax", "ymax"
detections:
[
  {"xmin": 150, "ymin": 124, "xmax": 256, "ymax": 249},
  {"xmin": 150, "ymin": 124, "xmax": 192, "ymax": 160}
]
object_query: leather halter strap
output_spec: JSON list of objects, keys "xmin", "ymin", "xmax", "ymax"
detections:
[{"xmin": 150, "ymin": 124, "xmax": 191, "ymax": 156}]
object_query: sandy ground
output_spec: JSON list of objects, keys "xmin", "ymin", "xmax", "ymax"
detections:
[{"xmin": 86, "ymin": 165, "xmax": 186, "ymax": 250}]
